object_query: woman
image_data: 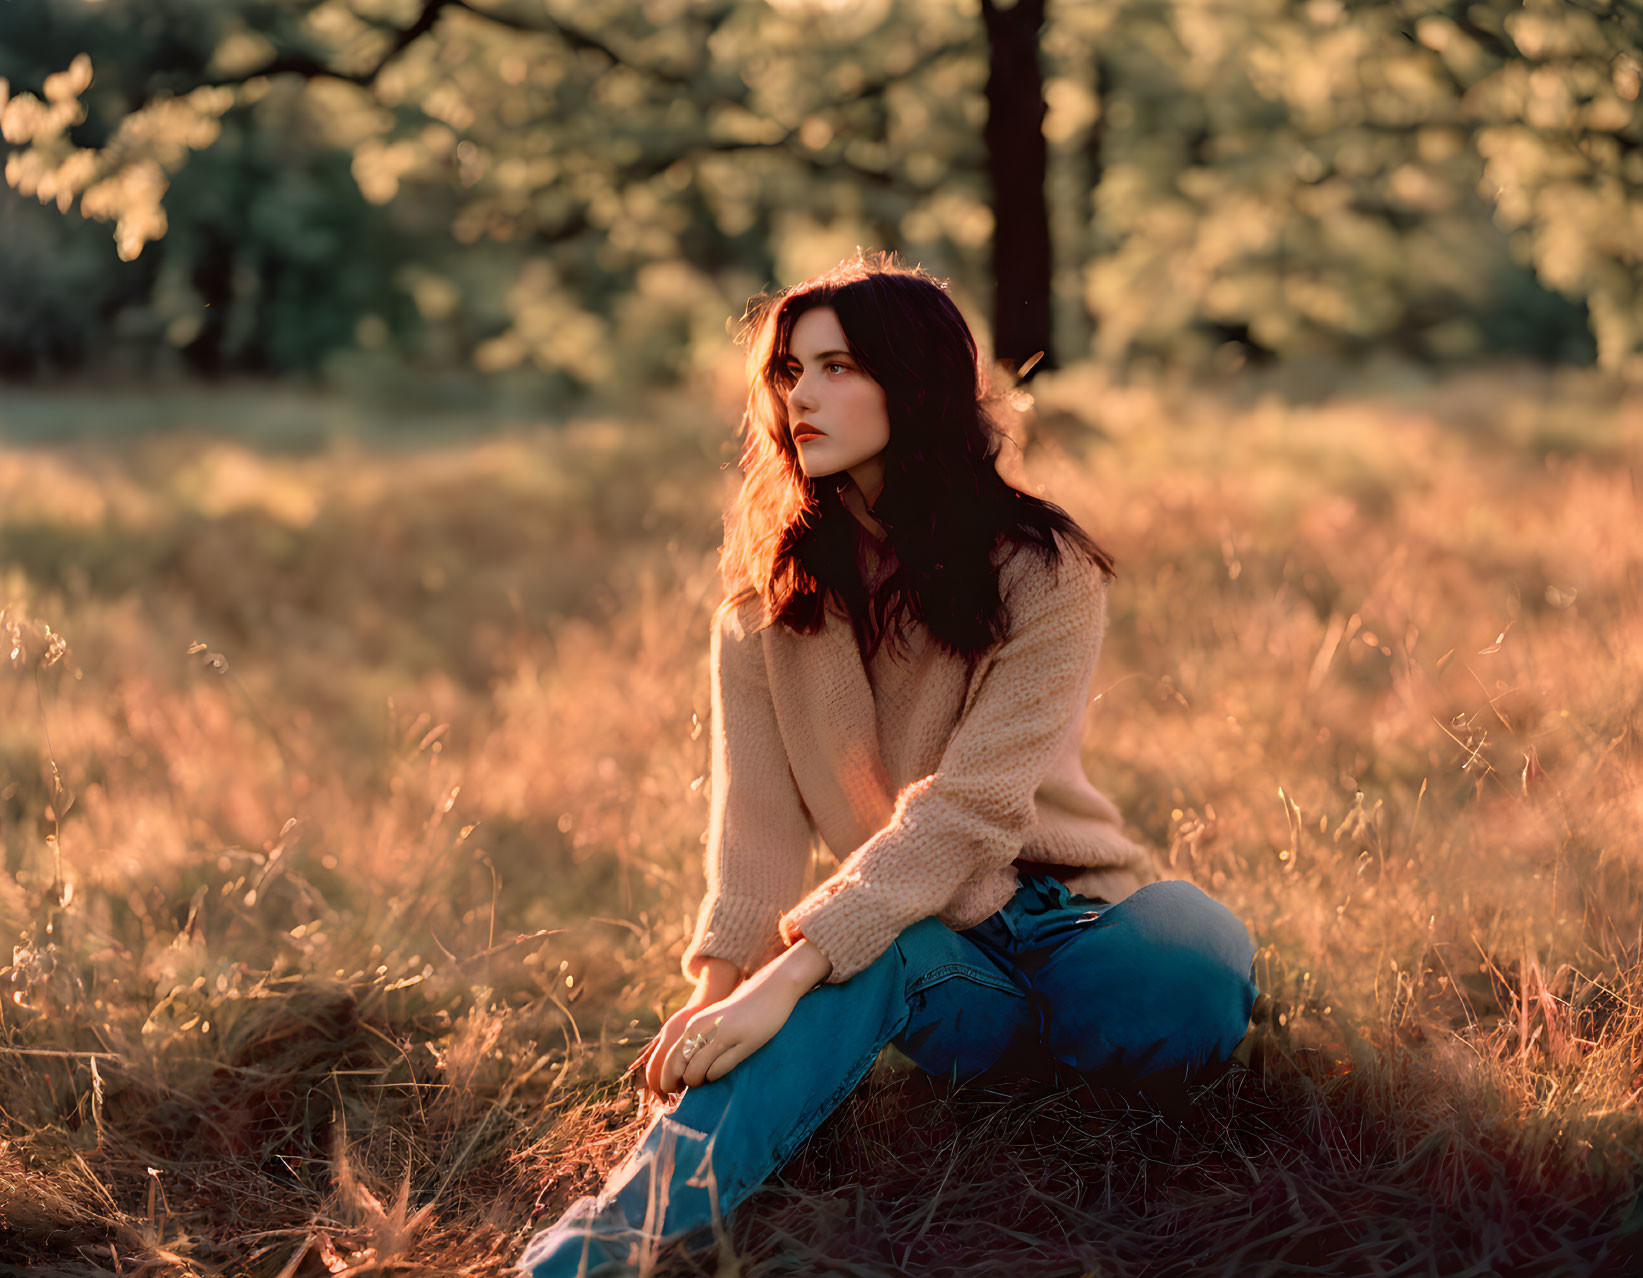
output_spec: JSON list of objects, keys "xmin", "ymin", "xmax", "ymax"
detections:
[{"xmin": 519, "ymin": 252, "xmax": 1257, "ymax": 1276}]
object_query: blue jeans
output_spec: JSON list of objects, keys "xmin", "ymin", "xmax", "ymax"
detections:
[{"xmin": 518, "ymin": 876, "xmax": 1257, "ymax": 1276}]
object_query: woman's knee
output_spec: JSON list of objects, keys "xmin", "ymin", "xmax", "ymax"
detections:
[
  {"xmin": 1111, "ymin": 879, "xmax": 1256, "ymax": 980},
  {"xmin": 1038, "ymin": 880, "xmax": 1258, "ymax": 1075}
]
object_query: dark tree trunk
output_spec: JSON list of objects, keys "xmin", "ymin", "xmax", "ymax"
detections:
[
  {"xmin": 1083, "ymin": 51, "xmax": 1111, "ymax": 351},
  {"xmin": 981, "ymin": 0, "xmax": 1053, "ymax": 377},
  {"xmin": 183, "ymin": 230, "xmax": 235, "ymax": 377}
]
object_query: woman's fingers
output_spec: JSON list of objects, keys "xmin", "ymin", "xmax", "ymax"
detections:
[
  {"xmin": 702, "ymin": 1042, "xmax": 749, "ymax": 1083},
  {"xmin": 677, "ymin": 1013, "xmax": 733, "ymax": 1089},
  {"xmin": 638, "ymin": 1034, "xmax": 670, "ymax": 1098},
  {"xmin": 652, "ymin": 1033, "xmax": 687, "ymax": 1097},
  {"xmin": 644, "ymin": 1009, "xmax": 692, "ymax": 1097},
  {"xmin": 640, "ymin": 1031, "xmax": 663, "ymax": 1095},
  {"xmin": 657, "ymin": 1030, "xmax": 689, "ymax": 1094},
  {"xmin": 668, "ymin": 1030, "xmax": 704, "ymax": 1091},
  {"xmin": 637, "ymin": 1018, "xmax": 670, "ymax": 1090},
  {"xmin": 681, "ymin": 1041, "xmax": 719, "ymax": 1089},
  {"xmin": 644, "ymin": 1007, "xmax": 773, "ymax": 1094}
]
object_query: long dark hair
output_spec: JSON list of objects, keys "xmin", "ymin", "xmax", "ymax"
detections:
[{"xmin": 719, "ymin": 249, "xmax": 1116, "ymax": 665}]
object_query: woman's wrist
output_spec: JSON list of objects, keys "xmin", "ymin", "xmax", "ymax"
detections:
[
  {"xmin": 763, "ymin": 937, "xmax": 833, "ymax": 998},
  {"xmin": 691, "ymin": 956, "xmax": 742, "ymax": 1002}
]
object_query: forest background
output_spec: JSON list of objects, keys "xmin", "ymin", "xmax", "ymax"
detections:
[
  {"xmin": 5, "ymin": 0, "xmax": 1641, "ymax": 391},
  {"xmin": 3, "ymin": 1, "xmax": 1643, "ymax": 1275}
]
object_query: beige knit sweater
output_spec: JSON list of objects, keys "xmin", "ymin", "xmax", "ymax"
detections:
[{"xmin": 680, "ymin": 528, "xmax": 1162, "ymax": 986}]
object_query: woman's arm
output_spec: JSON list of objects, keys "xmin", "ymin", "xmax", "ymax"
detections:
[
  {"xmin": 680, "ymin": 600, "xmax": 815, "ymax": 981},
  {"xmin": 765, "ymin": 934, "xmax": 833, "ymax": 993},
  {"xmin": 693, "ymin": 955, "xmax": 743, "ymax": 1001}
]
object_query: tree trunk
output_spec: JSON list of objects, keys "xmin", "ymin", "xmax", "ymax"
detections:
[
  {"xmin": 1083, "ymin": 51, "xmax": 1111, "ymax": 353},
  {"xmin": 981, "ymin": 0, "xmax": 1053, "ymax": 377}
]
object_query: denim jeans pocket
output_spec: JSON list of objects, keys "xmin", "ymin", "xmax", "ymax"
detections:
[
  {"xmin": 895, "ymin": 962, "xmax": 1032, "ymax": 1081},
  {"xmin": 903, "ymin": 959, "xmax": 1022, "ymax": 1001},
  {"xmin": 890, "ymin": 916, "xmax": 1009, "ymax": 994},
  {"xmin": 886, "ymin": 917, "xmax": 1031, "ymax": 1080}
]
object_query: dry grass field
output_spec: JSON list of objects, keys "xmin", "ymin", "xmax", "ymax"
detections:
[{"xmin": 2, "ymin": 358, "xmax": 1641, "ymax": 1276}]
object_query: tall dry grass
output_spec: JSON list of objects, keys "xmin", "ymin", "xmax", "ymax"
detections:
[{"xmin": 1, "ymin": 358, "xmax": 1640, "ymax": 1276}]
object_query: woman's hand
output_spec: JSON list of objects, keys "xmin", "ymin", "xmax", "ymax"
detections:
[
  {"xmin": 631, "ymin": 941, "xmax": 832, "ymax": 1101},
  {"xmin": 654, "ymin": 969, "xmax": 803, "ymax": 1095},
  {"xmin": 632, "ymin": 961, "xmax": 739, "ymax": 1102},
  {"xmin": 654, "ymin": 940, "xmax": 834, "ymax": 1095}
]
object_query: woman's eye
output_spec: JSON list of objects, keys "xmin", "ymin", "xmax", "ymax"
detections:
[{"xmin": 826, "ymin": 363, "xmax": 847, "ymax": 374}]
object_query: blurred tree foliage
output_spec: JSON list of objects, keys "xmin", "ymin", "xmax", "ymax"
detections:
[{"xmin": 1, "ymin": 0, "xmax": 1637, "ymax": 390}]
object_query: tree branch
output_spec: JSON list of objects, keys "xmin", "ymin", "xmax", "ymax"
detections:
[
  {"xmin": 143, "ymin": 0, "xmax": 971, "ymax": 148},
  {"xmin": 448, "ymin": 0, "xmax": 698, "ymax": 88},
  {"xmin": 628, "ymin": 128, "xmax": 959, "ymax": 200},
  {"xmin": 198, "ymin": 0, "xmax": 453, "ymax": 89}
]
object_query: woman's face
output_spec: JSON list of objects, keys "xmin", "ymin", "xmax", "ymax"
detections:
[{"xmin": 782, "ymin": 306, "xmax": 890, "ymax": 497}]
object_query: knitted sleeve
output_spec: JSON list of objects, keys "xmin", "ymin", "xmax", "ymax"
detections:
[
  {"xmin": 679, "ymin": 598, "xmax": 815, "ymax": 982},
  {"xmin": 776, "ymin": 542, "xmax": 1109, "ymax": 983}
]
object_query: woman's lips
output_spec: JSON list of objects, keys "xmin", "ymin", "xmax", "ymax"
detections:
[{"xmin": 794, "ymin": 430, "xmax": 824, "ymax": 442}]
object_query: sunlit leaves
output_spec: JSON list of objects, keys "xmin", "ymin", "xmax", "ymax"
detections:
[
  {"xmin": 1058, "ymin": 0, "xmax": 1639, "ymax": 371},
  {"xmin": 4, "ymin": 48, "xmax": 237, "ymax": 260}
]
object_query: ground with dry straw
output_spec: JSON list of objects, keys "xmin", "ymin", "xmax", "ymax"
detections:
[{"xmin": 2, "ymin": 358, "xmax": 1641, "ymax": 1276}]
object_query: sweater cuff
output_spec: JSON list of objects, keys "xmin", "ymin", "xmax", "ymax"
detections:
[
  {"xmin": 681, "ymin": 892, "xmax": 783, "ymax": 981},
  {"xmin": 778, "ymin": 875, "xmax": 902, "ymax": 985}
]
